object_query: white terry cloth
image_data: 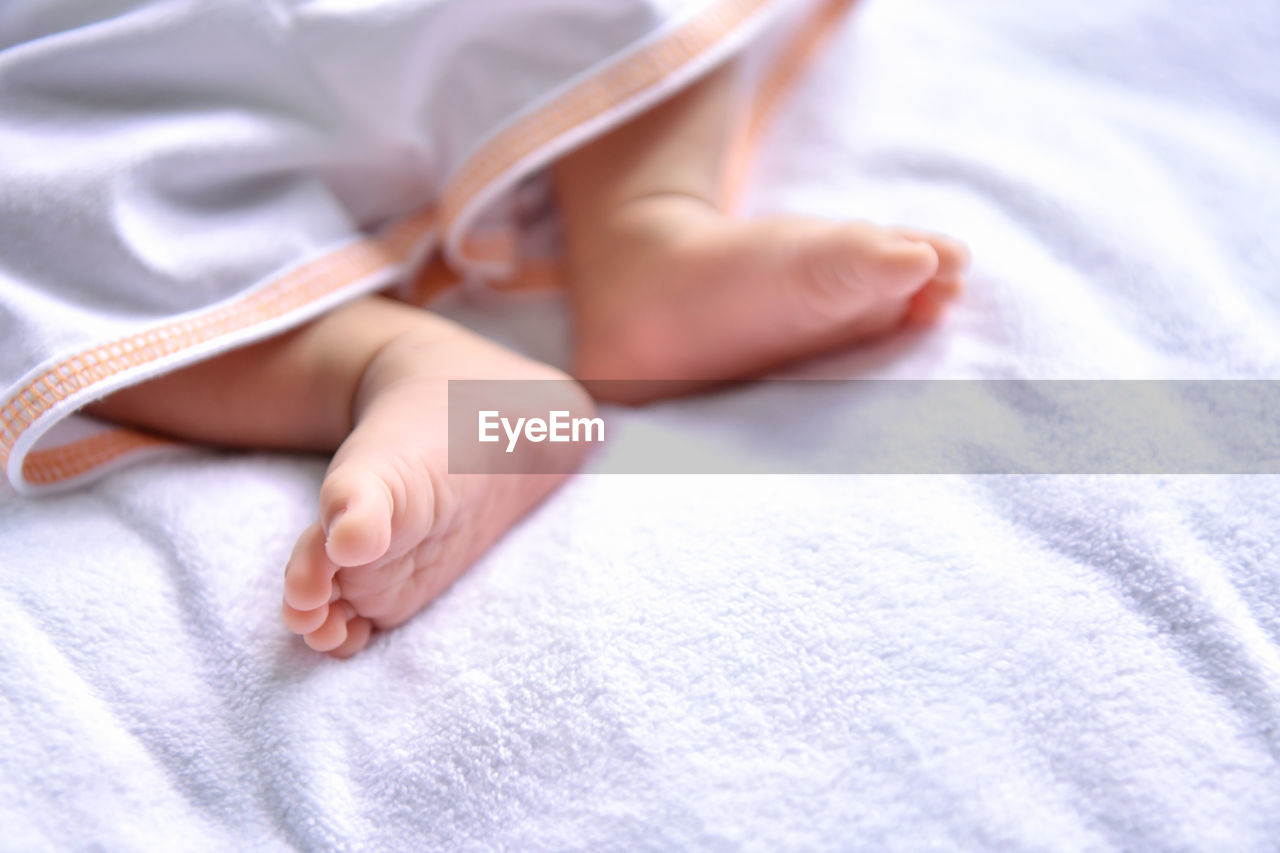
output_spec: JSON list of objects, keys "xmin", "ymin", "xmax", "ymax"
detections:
[
  {"xmin": 3, "ymin": 0, "xmax": 1280, "ymax": 850},
  {"xmin": 0, "ymin": 0, "xmax": 816, "ymax": 493}
]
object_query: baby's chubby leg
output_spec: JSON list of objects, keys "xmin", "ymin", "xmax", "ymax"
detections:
[
  {"xmin": 91, "ymin": 297, "xmax": 591, "ymax": 656},
  {"xmin": 556, "ymin": 63, "xmax": 970, "ymax": 402}
]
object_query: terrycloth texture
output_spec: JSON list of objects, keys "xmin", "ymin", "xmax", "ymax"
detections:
[{"xmin": 3, "ymin": 0, "xmax": 1280, "ymax": 849}]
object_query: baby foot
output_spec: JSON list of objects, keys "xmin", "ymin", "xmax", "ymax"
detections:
[
  {"xmin": 280, "ymin": 316, "xmax": 592, "ymax": 657},
  {"xmin": 570, "ymin": 197, "xmax": 969, "ymax": 402}
]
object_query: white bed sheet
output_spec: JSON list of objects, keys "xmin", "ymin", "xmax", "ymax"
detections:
[{"xmin": 3, "ymin": 0, "xmax": 1280, "ymax": 849}]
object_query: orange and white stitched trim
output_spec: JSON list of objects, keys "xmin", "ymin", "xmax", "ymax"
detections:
[
  {"xmin": 471, "ymin": 0, "xmax": 859, "ymax": 293},
  {"xmin": 0, "ymin": 207, "xmax": 437, "ymax": 489},
  {"xmin": 438, "ymin": 0, "xmax": 784, "ymax": 258},
  {"xmin": 20, "ymin": 428, "xmax": 175, "ymax": 487}
]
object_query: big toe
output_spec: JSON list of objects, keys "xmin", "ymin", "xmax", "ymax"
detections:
[
  {"xmin": 319, "ymin": 463, "xmax": 395, "ymax": 567},
  {"xmin": 818, "ymin": 225, "xmax": 940, "ymax": 305},
  {"xmin": 863, "ymin": 229, "xmax": 941, "ymax": 290},
  {"xmin": 891, "ymin": 227, "xmax": 970, "ymax": 281},
  {"xmin": 789, "ymin": 224, "xmax": 939, "ymax": 325}
]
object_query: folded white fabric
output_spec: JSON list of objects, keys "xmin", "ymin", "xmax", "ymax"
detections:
[{"xmin": 0, "ymin": 0, "xmax": 815, "ymax": 492}]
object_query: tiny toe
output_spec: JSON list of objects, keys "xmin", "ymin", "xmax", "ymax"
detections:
[
  {"xmin": 304, "ymin": 601, "xmax": 353, "ymax": 652},
  {"xmin": 806, "ymin": 225, "xmax": 938, "ymax": 313},
  {"xmin": 320, "ymin": 465, "xmax": 395, "ymax": 567},
  {"xmin": 282, "ymin": 600, "xmax": 329, "ymax": 634},
  {"xmin": 904, "ymin": 279, "xmax": 960, "ymax": 327},
  {"xmin": 873, "ymin": 233, "xmax": 941, "ymax": 290},
  {"xmin": 892, "ymin": 228, "xmax": 970, "ymax": 280},
  {"xmin": 283, "ymin": 523, "xmax": 339, "ymax": 611},
  {"xmin": 327, "ymin": 617, "xmax": 373, "ymax": 659},
  {"xmin": 929, "ymin": 276, "xmax": 964, "ymax": 302}
]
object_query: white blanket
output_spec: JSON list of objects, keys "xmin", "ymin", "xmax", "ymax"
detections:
[{"xmin": 3, "ymin": 0, "xmax": 1279, "ymax": 848}]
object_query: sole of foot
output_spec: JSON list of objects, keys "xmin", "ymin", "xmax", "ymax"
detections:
[{"xmin": 281, "ymin": 315, "xmax": 594, "ymax": 657}]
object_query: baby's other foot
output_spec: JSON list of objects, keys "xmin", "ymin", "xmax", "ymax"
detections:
[
  {"xmin": 280, "ymin": 316, "xmax": 592, "ymax": 657},
  {"xmin": 570, "ymin": 198, "xmax": 969, "ymax": 402}
]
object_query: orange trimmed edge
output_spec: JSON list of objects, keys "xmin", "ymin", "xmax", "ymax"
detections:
[
  {"xmin": 2, "ymin": 0, "xmax": 857, "ymax": 490},
  {"xmin": 0, "ymin": 206, "xmax": 437, "ymax": 487},
  {"xmin": 469, "ymin": 0, "xmax": 860, "ymax": 294},
  {"xmin": 436, "ymin": 0, "xmax": 783, "ymax": 245},
  {"xmin": 21, "ymin": 428, "xmax": 176, "ymax": 487}
]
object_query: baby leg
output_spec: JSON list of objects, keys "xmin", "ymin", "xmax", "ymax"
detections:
[
  {"xmin": 91, "ymin": 297, "xmax": 591, "ymax": 656},
  {"xmin": 555, "ymin": 63, "xmax": 969, "ymax": 402}
]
